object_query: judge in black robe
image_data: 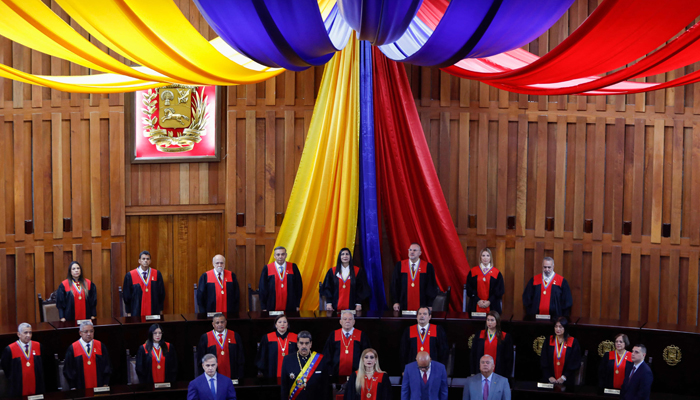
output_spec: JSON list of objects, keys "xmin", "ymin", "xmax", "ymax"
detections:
[
  {"xmin": 322, "ymin": 311, "xmax": 371, "ymax": 377},
  {"xmin": 122, "ymin": 251, "xmax": 166, "ymax": 316},
  {"xmin": 522, "ymin": 257, "xmax": 573, "ymax": 317},
  {"xmin": 63, "ymin": 321, "xmax": 112, "ymax": 389},
  {"xmin": 320, "ymin": 248, "xmax": 370, "ymax": 311},
  {"xmin": 56, "ymin": 261, "xmax": 98, "ymax": 321},
  {"xmin": 256, "ymin": 314, "xmax": 298, "ymax": 378},
  {"xmin": 280, "ymin": 331, "xmax": 331, "ymax": 400},
  {"xmin": 469, "ymin": 311, "xmax": 513, "ymax": 377},
  {"xmin": 196, "ymin": 254, "xmax": 240, "ymax": 314},
  {"xmin": 399, "ymin": 307, "xmax": 448, "ymax": 366},
  {"xmin": 344, "ymin": 349, "xmax": 391, "ymax": 400},
  {"xmin": 0, "ymin": 323, "xmax": 46, "ymax": 396},
  {"xmin": 135, "ymin": 324, "xmax": 178, "ymax": 384},
  {"xmin": 196, "ymin": 314, "xmax": 244, "ymax": 379},
  {"xmin": 540, "ymin": 317, "xmax": 581, "ymax": 384},
  {"xmin": 597, "ymin": 333, "xmax": 633, "ymax": 389},
  {"xmin": 390, "ymin": 244, "xmax": 438, "ymax": 311},
  {"xmin": 259, "ymin": 246, "xmax": 303, "ymax": 312},
  {"xmin": 466, "ymin": 248, "xmax": 504, "ymax": 314}
]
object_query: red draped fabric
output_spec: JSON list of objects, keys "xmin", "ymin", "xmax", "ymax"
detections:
[{"xmin": 372, "ymin": 47, "xmax": 468, "ymax": 310}]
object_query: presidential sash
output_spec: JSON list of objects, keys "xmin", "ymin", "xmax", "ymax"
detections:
[{"xmin": 288, "ymin": 352, "xmax": 323, "ymax": 400}]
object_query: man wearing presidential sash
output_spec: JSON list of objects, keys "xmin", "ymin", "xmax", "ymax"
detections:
[
  {"xmin": 197, "ymin": 254, "xmax": 241, "ymax": 314},
  {"xmin": 123, "ymin": 251, "xmax": 166, "ymax": 317},
  {"xmin": 1, "ymin": 323, "xmax": 46, "ymax": 396},
  {"xmin": 281, "ymin": 331, "xmax": 330, "ymax": 400},
  {"xmin": 390, "ymin": 244, "xmax": 438, "ymax": 311},
  {"xmin": 400, "ymin": 307, "xmax": 448, "ymax": 367},
  {"xmin": 522, "ymin": 257, "xmax": 573, "ymax": 317},
  {"xmin": 196, "ymin": 314, "xmax": 244, "ymax": 379},
  {"xmin": 63, "ymin": 321, "xmax": 112, "ymax": 389}
]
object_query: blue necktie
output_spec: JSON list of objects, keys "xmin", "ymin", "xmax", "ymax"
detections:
[{"xmin": 209, "ymin": 378, "xmax": 216, "ymax": 396}]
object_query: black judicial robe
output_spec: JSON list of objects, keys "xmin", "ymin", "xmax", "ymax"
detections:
[
  {"xmin": 390, "ymin": 260, "xmax": 438, "ymax": 310},
  {"xmin": 256, "ymin": 331, "xmax": 298, "ymax": 378},
  {"xmin": 598, "ymin": 350, "xmax": 633, "ymax": 389},
  {"xmin": 465, "ymin": 266, "xmax": 504, "ymax": 314},
  {"xmin": 196, "ymin": 270, "xmax": 241, "ymax": 313},
  {"xmin": 135, "ymin": 342, "xmax": 178, "ymax": 384},
  {"xmin": 63, "ymin": 340, "xmax": 112, "ymax": 389},
  {"xmin": 320, "ymin": 266, "xmax": 370, "ymax": 310},
  {"xmin": 280, "ymin": 352, "xmax": 331, "ymax": 400},
  {"xmin": 259, "ymin": 263, "xmax": 303, "ymax": 311},
  {"xmin": 345, "ymin": 371, "xmax": 392, "ymax": 400},
  {"xmin": 196, "ymin": 330, "xmax": 244, "ymax": 379},
  {"xmin": 522, "ymin": 273, "xmax": 573, "ymax": 317},
  {"xmin": 1, "ymin": 341, "xmax": 46, "ymax": 396},
  {"xmin": 56, "ymin": 279, "xmax": 98, "ymax": 321},
  {"xmin": 540, "ymin": 336, "xmax": 581, "ymax": 382},
  {"xmin": 399, "ymin": 324, "xmax": 448, "ymax": 366},
  {"xmin": 122, "ymin": 268, "xmax": 166, "ymax": 316},
  {"xmin": 322, "ymin": 329, "xmax": 371, "ymax": 377},
  {"xmin": 469, "ymin": 330, "xmax": 513, "ymax": 377}
]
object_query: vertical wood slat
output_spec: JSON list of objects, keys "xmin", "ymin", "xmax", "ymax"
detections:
[
  {"xmin": 459, "ymin": 79, "xmax": 470, "ymax": 108},
  {"xmin": 670, "ymin": 120, "xmax": 684, "ymax": 244},
  {"xmin": 476, "ymin": 113, "xmax": 488, "ymax": 235},
  {"xmin": 91, "ymin": 243, "xmax": 105, "ymax": 318},
  {"xmin": 439, "ymin": 72, "xmax": 450, "ymax": 107},
  {"xmin": 89, "ymin": 113, "xmax": 101, "ymax": 237},
  {"xmin": 691, "ymin": 122, "xmax": 700, "ymax": 245},
  {"xmin": 667, "ymin": 249, "xmax": 680, "ymax": 324},
  {"xmin": 265, "ymin": 77, "xmax": 276, "ymax": 106},
  {"xmin": 609, "ymin": 246, "xmax": 622, "ymax": 319},
  {"xmin": 495, "ymin": 114, "xmax": 508, "ymax": 236},
  {"xmin": 13, "ymin": 115, "xmax": 26, "ymax": 242},
  {"xmin": 534, "ymin": 115, "xmax": 547, "ymax": 238},
  {"xmin": 421, "ymin": 67, "xmax": 431, "ymax": 107},
  {"xmin": 245, "ymin": 110, "xmax": 256, "ymax": 234},
  {"xmin": 650, "ymin": 120, "xmax": 665, "ymax": 243},
  {"xmin": 0, "ymin": 119, "xmax": 5, "ymax": 242},
  {"xmin": 284, "ymin": 110, "xmax": 295, "ymax": 209},
  {"xmin": 573, "ymin": 117, "xmax": 586, "ymax": 239},
  {"xmin": 457, "ymin": 113, "xmax": 470, "ymax": 234},
  {"xmin": 226, "ymin": 110, "xmax": 237, "ymax": 234},
  {"xmin": 31, "ymin": 50, "xmax": 42, "ymax": 108},
  {"xmin": 109, "ymin": 112, "xmax": 125, "ymax": 236},
  {"xmin": 554, "ymin": 116, "xmax": 566, "ymax": 238},
  {"xmin": 590, "ymin": 244, "xmax": 602, "ymax": 318},
  {"xmin": 513, "ymin": 239, "xmax": 525, "ymax": 314},
  {"xmin": 70, "ymin": 112, "xmax": 83, "ymax": 239},
  {"xmin": 629, "ymin": 247, "xmax": 641, "ymax": 321},
  {"xmin": 110, "ymin": 242, "xmax": 126, "ymax": 319},
  {"xmin": 0, "ymin": 249, "xmax": 6, "ymax": 325},
  {"xmin": 265, "ymin": 111, "xmax": 276, "ymax": 233},
  {"xmin": 15, "ymin": 247, "xmax": 27, "ymax": 323},
  {"xmin": 687, "ymin": 251, "xmax": 699, "ymax": 325},
  {"xmin": 592, "ymin": 118, "xmax": 606, "ymax": 241},
  {"xmin": 32, "ymin": 113, "xmax": 45, "ymax": 241},
  {"xmin": 610, "ymin": 118, "xmax": 625, "ymax": 241},
  {"xmin": 515, "ymin": 114, "xmax": 528, "ymax": 237},
  {"xmin": 648, "ymin": 248, "xmax": 661, "ymax": 323},
  {"xmin": 631, "ymin": 119, "xmax": 645, "ymax": 243},
  {"xmin": 34, "ymin": 246, "xmax": 45, "ymax": 322}
]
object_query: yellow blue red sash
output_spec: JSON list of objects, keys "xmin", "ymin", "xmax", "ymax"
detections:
[{"xmin": 289, "ymin": 352, "xmax": 322, "ymax": 400}]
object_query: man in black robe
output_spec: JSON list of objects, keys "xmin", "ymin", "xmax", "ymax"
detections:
[
  {"xmin": 259, "ymin": 246, "xmax": 303, "ymax": 312},
  {"xmin": 400, "ymin": 307, "xmax": 448, "ymax": 366},
  {"xmin": 63, "ymin": 321, "xmax": 112, "ymax": 389},
  {"xmin": 1, "ymin": 323, "xmax": 46, "ymax": 396},
  {"xmin": 197, "ymin": 254, "xmax": 240, "ymax": 314},
  {"xmin": 281, "ymin": 331, "xmax": 330, "ymax": 400},
  {"xmin": 522, "ymin": 257, "xmax": 573, "ymax": 317},
  {"xmin": 322, "ymin": 311, "xmax": 371, "ymax": 377},
  {"xmin": 390, "ymin": 243, "xmax": 438, "ymax": 311},
  {"xmin": 196, "ymin": 313, "xmax": 244, "ymax": 379},
  {"xmin": 123, "ymin": 250, "xmax": 166, "ymax": 316}
]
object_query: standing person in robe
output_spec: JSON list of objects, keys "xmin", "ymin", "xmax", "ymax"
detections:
[
  {"xmin": 321, "ymin": 248, "xmax": 370, "ymax": 312},
  {"xmin": 57, "ymin": 261, "xmax": 98, "ymax": 321},
  {"xmin": 136, "ymin": 324, "xmax": 178, "ymax": 384},
  {"xmin": 196, "ymin": 314, "xmax": 244, "ymax": 379},
  {"xmin": 322, "ymin": 310, "xmax": 371, "ymax": 377},
  {"xmin": 280, "ymin": 331, "xmax": 331, "ymax": 400},
  {"xmin": 522, "ymin": 257, "xmax": 573, "ymax": 317},
  {"xmin": 344, "ymin": 348, "xmax": 392, "ymax": 400},
  {"xmin": 390, "ymin": 243, "xmax": 438, "ymax": 311},
  {"xmin": 1, "ymin": 323, "xmax": 46, "ymax": 396},
  {"xmin": 63, "ymin": 320, "xmax": 112, "ymax": 389},
  {"xmin": 598, "ymin": 333, "xmax": 633, "ymax": 390},
  {"xmin": 465, "ymin": 248, "xmax": 504, "ymax": 315},
  {"xmin": 122, "ymin": 251, "xmax": 166, "ymax": 317},
  {"xmin": 259, "ymin": 246, "xmax": 303, "ymax": 312},
  {"xmin": 540, "ymin": 317, "xmax": 581, "ymax": 385},
  {"xmin": 256, "ymin": 314, "xmax": 298, "ymax": 378},
  {"xmin": 469, "ymin": 311, "xmax": 513, "ymax": 377},
  {"xmin": 399, "ymin": 307, "xmax": 448, "ymax": 366},
  {"xmin": 197, "ymin": 254, "xmax": 240, "ymax": 314}
]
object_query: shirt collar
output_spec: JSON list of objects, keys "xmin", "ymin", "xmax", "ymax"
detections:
[
  {"xmin": 79, "ymin": 338, "xmax": 92, "ymax": 348},
  {"xmin": 342, "ymin": 327, "xmax": 355, "ymax": 336},
  {"xmin": 633, "ymin": 360, "xmax": 644, "ymax": 368},
  {"xmin": 138, "ymin": 266, "xmax": 150, "ymax": 274},
  {"xmin": 409, "ymin": 259, "xmax": 420, "ymax": 267},
  {"xmin": 206, "ymin": 373, "xmax": 217, "ymax": 381},
  {"xmin": 482, "ymin": 373, "xmax": 493, "ymax": 383},
  {"xmin": 214, "ymin": 329, "xmax": 227, "ymax": 337},
  {"xmin": 275, "ymin": 262, "xmax": 286, "ymax": 269},
  {"xmin": 418, "ymin": 322, "xmax": 430, "ymax": 331},
  {"xmin": 153, "ymin": 342, "xmax": 160, "ymax": 349}
]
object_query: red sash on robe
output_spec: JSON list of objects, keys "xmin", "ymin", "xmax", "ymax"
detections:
[
  {"xmin": 335, "ymin": 266, "xmax": 359, "ymax": 310},
  {"xmin": 479, "ymin": 331, "xmax": 506, "ymax": 369},
  {"xmin": 550, "ymin": 336, "xmax": 574, "ymax": 379},
  {"xmin": 63, "ymin": 279, "xmax": 91, "ymax": 320},
  {"xmin": 360, "ymin": 371, "xmax": 383, "ymax": 399},
  {"xmin": 207, "ymin": 330, "xmax": 235, "ymax": 378},
  {"xmin": 130, "ymin": 269, "xmax": 156, "ymax": 316},
  {"xmin": 534, "ymin": 273, "xmax": 563, "ymax": 315},
  {"xmin": 409, "ymin": 325, "xmax": 436, "ymax": 355},
  {"xmin": 267, "ymin": 263, "xmax": 293, "ymax": 311},
  {"xmin": 267, "ymin": 332, "xmax": 297, "ymax": 378},
  {"xmin": 335, "ymin": 329, "xmax": 361, "ymax": 376},
  {"xmin": 471, "ymin": 266, "xmax": 500, "ymax": 313},
  {"xmin": 145, "ymin": 342, "xmax": 169, "ymax": 383},
  {"xmin": 9, "ymin": 341, "xmax": 39, "ymax": 395},
  {"xmin": 207, "ymin": 270, "xmax": 232, "ymax": 313},
  {"xmin": 609, "ymin": 351, "xmax": 632, "ymax": 389},
  {"xmin": 72, "ymin": 340, "xmax": 102, "ymax": 389},
  {"xmin": 401, "ymin": 260, "xmax": 423, "ymax": 310}
]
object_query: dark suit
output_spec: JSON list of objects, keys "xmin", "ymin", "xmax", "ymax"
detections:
[
  {"xmin": 187, "ymin": 372, "xmax": 237, "ymax": 400},
  {"xmin": 401, "ymin": 361, "xmax": 448, "ymax": 400},
  {"xmin": 620, "ymin": 361, "xmax": 652, "ymax": 400}
]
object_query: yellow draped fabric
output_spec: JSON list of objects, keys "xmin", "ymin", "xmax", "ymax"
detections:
[{"xmin": 270, "ymin": 39, "xmax": 360, "ymax": 310}]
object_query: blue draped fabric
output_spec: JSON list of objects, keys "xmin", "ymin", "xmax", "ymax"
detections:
[
  {"xmin": 338, "ymin": 0, "xmax": 423, "ymax": 45},
  {"xmin": 358, "ymin": 40, "xmax": 386, "ymax": 311},
  {"xmin": 194, "ymin": 0, "xmax": 352, "ymax": 71}
]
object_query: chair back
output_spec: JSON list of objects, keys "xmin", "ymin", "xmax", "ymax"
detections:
[
  {"xmin": 511, "ymin": 345, "xmax": 517, "ymax": 378},
  {"xmin": 248, "ymin": 284, "xmax": 260, "ymax": 312},
  {"xmin": 38, "ymin": 291, "xmax": 60, "ymax": 322},
  {"xmin": 462, "ymin": 284, "xmax": 467, "ymax": 312},
  {"xmin": 193, "ymin": 346, "xmax": 200, "ymax": 378},
  {"xmin": 0, "ymin": 368, "xmax": 8, "ymax": 396},
  {"xmin": 318, "ymin": 282, "xmax": 327, "ymax": 311},
  {"xmin": 55, "ymin": 354, "xmax": 70, "ymax": 391},
  {"xmin": 574, "ymin": 349, "xmax": 588, "ymax": 385},
  {"xmin": 432, "ymin": 286, "xmax": 451, "ymax": 312},
  {"xmin": 119, "ymin": 286, "xmax": 126, "ymax": 317},
  {"xmin": 193, "ymin": 283, "xmax": 200, "ymax": 314},
  {"xmin": 126, "ymin": 349, "xmax": 139, "ymax": 385},
  {"xmin": 446, "ymin": 343, "xmax": 456, "ymax": 378}
]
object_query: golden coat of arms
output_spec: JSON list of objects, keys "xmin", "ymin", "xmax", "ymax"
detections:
[
  {"xmin": 467, "ymin": 334, "xmax": 475, "ymax": 350},
  {"xmin": 663, "ymin": 345, "xmax": 682, "ymax": 366},
  {"xmin": 598, "ymin": 340, "xmax": 615, "ymax": 357},
  {"xmin": 533, "ymin": 335, "xmax": 546, "ymax": 356}
]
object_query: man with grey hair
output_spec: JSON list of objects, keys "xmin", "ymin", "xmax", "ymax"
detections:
[
  {"xmin": 197, "ymin": 254, "xmax": 241, "ymax": 314},
  {"xmin": 522, "ymin": 257, "xmax": 573, "ymax": 317},
  {"xmin": 63, "ymin": 320, "xmax": 112, "ymax": 389},
  {"xmin": 259, "ymin": 246, "xmax": 303, "ymax": 312},
  {"xmin": 187, "ymin": 353, "xmax": 237, "ymax": 400},
  {"xmin": 1, "ymin": 323, "xmax": 46, "ymax": 396},
  {"xmin": 462, "ymin": 355, "xmax": 511, "ymax": 400},
  {"xmin": 322, "ymin": 310, "xmax": 370, "ymax": 377},
  {"xmin": 281, "ymin": 331, "xmax": 330, "ymax": 400}
]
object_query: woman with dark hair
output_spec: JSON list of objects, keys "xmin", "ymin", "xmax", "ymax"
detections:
[
  {"xmin": 135, "ymin": 324, "xmax": 177, "ymax": 384},
  {"xmin": 56, "ymin": 261, "xmax": 97, "ymax": 322},
  {"xmin": 345, "ymin": 348, "xmax": 391, "ymax": 400},
  {"xmin": 540, "ymin": 317, "xmax": 581, "ymax": 384},
  {"xmin": 321, "ymin": 248, "xmax": 370, "ymax": 311},
  {"xmin": 469, "ymin": 311, "xmax": 513, "ymax": 377},
  {"xmin": 255, "ymin": 314, "xmax": 298, "ymax": 378},
  {"xmin": 466, "ymin": 248, "xmax": 505, "ymax": 314},
  {"xmin": 598, "ymin": 333, "xmax": 633, "ymax": 389}
]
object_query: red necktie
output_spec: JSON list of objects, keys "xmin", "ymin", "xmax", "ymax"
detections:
[
  {"xmin": 422, "ymin": 371, "xmax": 428, "ymax": 384},
  {"xmin": 218, "ymin": 333, "xmax": 223, "ymax": 342}
]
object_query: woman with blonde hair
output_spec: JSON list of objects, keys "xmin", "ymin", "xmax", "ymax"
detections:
[
  {"xmin": 466, "ymin": 248, "xmax": 504, "ymax": 314},
  {"xmin": 345, "ymin": 348, "xmax": 391, "ymax": 400}
]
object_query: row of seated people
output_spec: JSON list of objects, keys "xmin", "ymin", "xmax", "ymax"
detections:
[{"xmin": 0, "ymin": 310, "xmax": 653, "ymax": 400}]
